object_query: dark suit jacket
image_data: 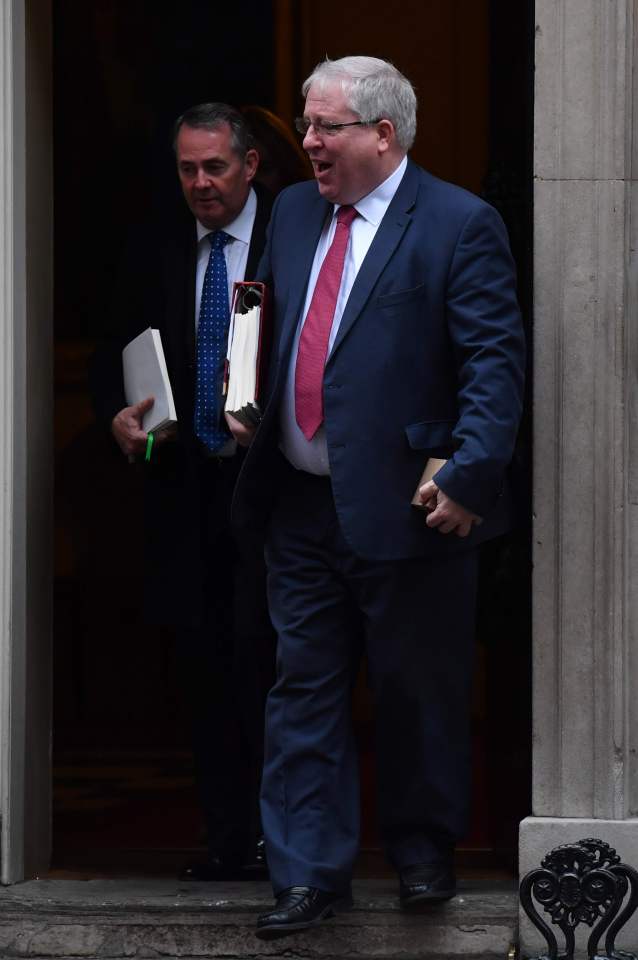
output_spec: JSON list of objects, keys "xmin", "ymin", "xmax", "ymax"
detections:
[
  {"xmin": 90, "ymin": 185, "xmax": 273, "ymax": 626},
  {"xmin": 233, "ymin": 161, "xmax": 525, "ymax": 561}
]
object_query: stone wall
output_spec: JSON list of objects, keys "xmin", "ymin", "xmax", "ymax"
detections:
[{"xmin": 522, "ymin": 0, "xmax": 638, "ymax": 953}]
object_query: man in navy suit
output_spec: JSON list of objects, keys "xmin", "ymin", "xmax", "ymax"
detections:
[
  {"xmin": 91, "ymin": 104, "xmax": 275, "ymax": 881},
  {"xmin": 226, "ymin": 57, "xmax": 525, "ymax": 938}
]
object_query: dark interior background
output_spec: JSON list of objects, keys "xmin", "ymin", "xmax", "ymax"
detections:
[{"xmin": 52, "ymin": 0, "xmax": 533, "ymax": 875}]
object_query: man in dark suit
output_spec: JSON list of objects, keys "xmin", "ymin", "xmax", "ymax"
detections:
[
  {"xmin": 225, "ymin": 58, "xmax": 525, "ymax": 936},
  {"xmin": 90, "ymin": 103, "xmax": 275, "ymax": 880}
]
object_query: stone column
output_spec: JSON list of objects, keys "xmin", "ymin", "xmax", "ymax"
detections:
[
  {"xmin": 0, "ymin": 0, "xmax": 52, "ymax": 883},
  {"xmin": 521, "ymin": 0, "xmax": 638, "ymax": 952},
  {"xmin": 0, "ymin": 0, "xmax": 29, "ymax": 884}
]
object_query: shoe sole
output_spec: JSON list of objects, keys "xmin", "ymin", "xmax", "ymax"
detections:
[
  {"xmin": 400, "ymin": 889, "xmax": 457, "ymax": 908},
  {"xmin": 255, "ymin": 898, "xmax": 352, "ymax": 940}
]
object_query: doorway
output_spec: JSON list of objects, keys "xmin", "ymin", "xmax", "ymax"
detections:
[{"xmin": 52, "ymin": 0, "xmax": 533, "ymax": 878}]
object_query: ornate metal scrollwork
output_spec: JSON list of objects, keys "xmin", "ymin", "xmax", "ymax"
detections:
[{"xmin": 519, "ymin": 839, "xmax": 638, "ymax": 959}]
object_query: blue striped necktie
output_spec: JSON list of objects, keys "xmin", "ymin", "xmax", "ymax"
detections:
[{"xmin": 194, "ymin": 230, "xmax": 232, "ymax": 451}]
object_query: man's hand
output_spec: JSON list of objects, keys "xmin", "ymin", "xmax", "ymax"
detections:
[
  {"xmin": 111, "ymin": 397, "xmax": 154, "ymax": 457},
  {"xmin": 225, "ymin": 411, "xmax": 257, "ymax": 448},
  {"xmin": 418, "ymin": 479, "xmax": 481, "ymax": 538}
]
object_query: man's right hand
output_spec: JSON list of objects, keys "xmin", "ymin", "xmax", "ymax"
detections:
[
  {"xmin": 225, "ymin": 411, "xmax": 257, "ymax": 447},
  {"xmin": 111, "ymin": 397, "xmax": 154, "ymax": 457}
]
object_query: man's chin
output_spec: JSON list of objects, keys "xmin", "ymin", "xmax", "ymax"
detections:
[
  {"xmin": 193, "ymin": 201, "xmax": 224, "ymax": 229},
  {"xmin": 316, "ymin": 181, "xmax": 340, "ymax": 203}
]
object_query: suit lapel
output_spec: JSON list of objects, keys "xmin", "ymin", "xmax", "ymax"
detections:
[
  {"xmin": 183, "ymin": 226, "xmax": 198, "ymax": 363},
  {"xmin": 159, "ymin": 209, "xmax": 197, "ymax": 365},
  {"xmin": 278, "ymin": 189, "xmax": 332, "ymax": 360},
  {"xmin": 327, "ymin": 160, "xmax": 420, "ymax": 364},
  {"xmin": 245, "ymin": 184, "xmax": 273, "ymax": 279}
]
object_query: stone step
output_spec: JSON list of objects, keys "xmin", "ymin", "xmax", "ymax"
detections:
[{"xmin": 0, "ymin": 878, "xmax": 518, "ymax": 959}]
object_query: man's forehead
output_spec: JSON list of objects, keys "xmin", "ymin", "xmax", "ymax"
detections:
[
  {"xmin": 304, "ymin": 80, "xmax": 351, "ymax": 115},
  {"xmin": 177, "ymin": 123, "xmax": 233, "ymax": 158}
]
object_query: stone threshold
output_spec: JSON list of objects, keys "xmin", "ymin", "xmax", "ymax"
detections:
[{"xmin": 0, "ymin": 878, "xmax": 518, "ymax": 959}]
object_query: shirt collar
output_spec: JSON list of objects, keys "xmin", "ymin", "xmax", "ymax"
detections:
[
  {"xmin": 335, "ymin": 155, "xmax": 408, "ymax": 227},
  {"xmin": 196, "ymin": 186, "xmax": 257, "ymax": 244}
]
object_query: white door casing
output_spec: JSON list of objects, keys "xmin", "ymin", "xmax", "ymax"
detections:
[{"xmin": 0, "ymin": 0, "xmax": 53, "ymax": 884}]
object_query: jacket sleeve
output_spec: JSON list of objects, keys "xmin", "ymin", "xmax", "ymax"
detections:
[
  {"xmin": 88, "ymin": 228, "xmax": 152, "ymax": 430},
  {"xmin": 432, "ymin": 202, "xmax": 526, "ymax": 517}
]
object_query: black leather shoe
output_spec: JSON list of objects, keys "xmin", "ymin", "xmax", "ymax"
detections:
[
  {"xmin": 179, "ymin": 856, "xmax": 241, "ymax": 882},
  {"xmin": 399, "ymin": 863, "xmax": 456, "ymax": 907},
  {"xmin": 256, "ymin": 885, "xmax": 350, "ymax": 940}
]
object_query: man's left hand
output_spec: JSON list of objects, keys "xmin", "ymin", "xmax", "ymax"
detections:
[
  {"xmin": 225, "ymin": 411, "xmax": 256, "ymax": 447},
  {"xmin": 418, "ymin": 480, "xmax": 480, "ymax": 538}
]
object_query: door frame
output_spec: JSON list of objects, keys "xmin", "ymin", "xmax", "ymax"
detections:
[{"xmin": 0, "ymin": 0, "xmax": 53, "ymax": 884}]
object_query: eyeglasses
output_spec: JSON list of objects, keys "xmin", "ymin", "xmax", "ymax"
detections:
[{"xmin": 294, "ymin": 117, "xmax": 381, "ymax": 137}]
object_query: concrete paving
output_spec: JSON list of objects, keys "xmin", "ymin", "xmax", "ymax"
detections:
[{"xmin": 0, "ymin": 878, "xmax": 518, "ymax": 958}]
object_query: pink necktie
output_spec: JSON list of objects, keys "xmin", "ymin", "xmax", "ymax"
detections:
[{"xmin": 295, "ymin": 205, "xmax": 358, "ymax": 440}]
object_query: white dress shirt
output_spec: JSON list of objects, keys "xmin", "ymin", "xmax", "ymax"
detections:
[
  {"xmin": 195, "ymin": 186, "xmax": 257, "ymax": 456},
  {"xmin": 280, "ymin": 156, "xmax": 408, "ymax": 474},
  {"xmin": 195, "ymin": 186, "xmax": 257, "ymax": 330}
]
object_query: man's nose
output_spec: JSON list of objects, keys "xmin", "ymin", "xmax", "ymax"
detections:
[
  {"xmin": 194, "ymin": 167, "xmax": 211, "ymax": 189},
  {"xmin": 303, "ymin": 124, "xmax": 322, "ymax": 151}
]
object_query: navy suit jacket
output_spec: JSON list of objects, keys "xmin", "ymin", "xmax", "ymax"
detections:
[
  {"xmin": 233, "ymin": 159, "xmax": 525, "ymax": 562},
  {"xmin": 90, "ymin": 185, "xmax": 273, "ymax": 625}
]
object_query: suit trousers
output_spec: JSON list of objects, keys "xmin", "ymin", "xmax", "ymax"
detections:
[
  {"xmin": 261, "ymin": 459, "xmax": 478, "ymax": 894},
  {"xmin": 180, "ymin": 453, "xmax": 275, "ymax": 861}
]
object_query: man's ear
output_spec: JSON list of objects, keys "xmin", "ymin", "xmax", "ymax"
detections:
[
  {"xmin": 245, "ymin": 148, "xmax": 259, "ymax": 181},
  {"xmin": 376, "ymin": 119, "xmax": 395, "ymax": 154}
]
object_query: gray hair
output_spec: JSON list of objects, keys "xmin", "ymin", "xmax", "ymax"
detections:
[
  {"xmin": 172, "ymin": 102, "xmax": 253, "ymax": 157},
  {"xmin": 302, "ymin": 56, "xmax": 417, "ymax": 152}
]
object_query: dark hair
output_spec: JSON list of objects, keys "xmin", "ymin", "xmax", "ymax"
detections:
[
  {"xmin": 172, "ymin": 102, "xmax": 253, "ymax": 157},
  {"xmin": 240, "ymin": 105, "xmax": 312, "ymax": 194}
]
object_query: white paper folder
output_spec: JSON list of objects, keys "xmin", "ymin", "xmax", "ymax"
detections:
[{"xmin": 122, "ymin": 328, "xmax": 177, "ymax": 433}]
